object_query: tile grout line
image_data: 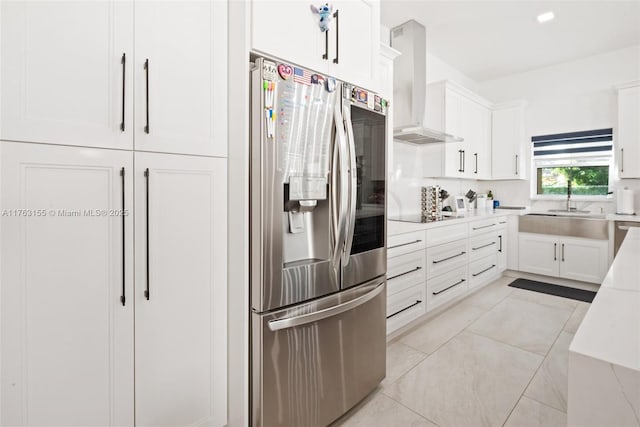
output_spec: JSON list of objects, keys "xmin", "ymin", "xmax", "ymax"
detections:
[
  {"xmin": 380, "ymin": 389, "xmax": 441, "ymax": 427},
  {"xmin": 501, "ymin": 322, "xmax": 571, "ymax": 426}
]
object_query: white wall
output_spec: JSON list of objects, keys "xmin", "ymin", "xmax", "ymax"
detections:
[
  {"xmin": 388, "ymin": 51, "xmax": 483, "ymax": 218},
  {"xmin": 477, "ymin": 45, "xmax": 640, "ymax": 213}
]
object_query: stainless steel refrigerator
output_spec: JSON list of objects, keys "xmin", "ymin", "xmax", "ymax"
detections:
[{"xmin": 250, "ymin": 57, "xmax": 389, "ymax": 427}]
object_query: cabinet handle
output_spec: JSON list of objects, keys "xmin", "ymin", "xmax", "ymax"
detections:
[
  {"xmin": 144, "ymin": 168, "xmax": 150, "ymax": 300},
  {"xmin": 386, "ymin": 300, "xmax": 422, "ymax": 319},
  {"xmin": 472, "ymin": 223, "xmax": 496, "ymax": 230},
  {"xmin": 462, "ymin": 150, "xmax": 466, "ymax": 172},
  {"xmin": 388, "ymin": 266, "xmax": 422, "ymax": 281},
  {"xmin": 433, "ymin": 251, "xmax": 466, "ymax": 264},
  {"xmin": 474, "ymin": 153, "xmax": 478, "ymax": 174},
  {"xmin": 472, "ymin": 264, "xmax": 496, "ymax": 277},
  {"xmin": 554, "ymin": 243, "xmax": 557, "ymax": 261},
  {"xmin": 388, "ymin": 239, "xmax": 422, "ymax": 249},
  {"xmin": 458, "ymin": 150, "xmax": 463, "ymax": 172},
  {"xmin": 472, "ymin": 241, "xmax": 496, "ymax": 251},
  {"xmin": 561, "ymin": 243, "xmax": 565, "ymax": 262},
  {"xmin": 120, "ymin": 53, "xmax": 126, "ymax": 132},
  {"xmin": 432, "ymin": 278, "xmax": 465, "ymax": 295},
  {"xmin": 144, "ymin": 59, "xmax": 150, "ymax": 134},
  {"xmin": 515, "ymin": 155, "xmax": 519, "ymax": 175},
  {"xmin": 498, "ymin": 235, "xmax": 502, "ymax": 252},
  {"xmin": 332, "ymin": 10, "xmax": 339, "ymax": 64},
  {"xmin": 323, "ymin": 31, "xmax": 329, "ymax": 60},
  {"xmin": 120, "ymin": 167, "xmax": 126, "ymax": 306},
  {"xmin": 621, "ymin": 148, "xmax": 624, "ymax": 173}
]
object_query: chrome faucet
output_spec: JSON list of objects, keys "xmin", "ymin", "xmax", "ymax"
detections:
[{"xmin": 567, "ymin": 179, "xmax": 575, "ymax": 211}]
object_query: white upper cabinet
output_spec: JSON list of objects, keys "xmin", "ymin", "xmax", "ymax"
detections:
[
  {"xmin": 250, "ymin": 0, "xmax": 379, "ymax": 89},
  {"xmin": 616, "ymin": 83, "xmax": 640, "ymax": 178},
  {"xmin": 1, "ymin": 0, "xmax": 227, "ymax": 157},
  {"xmin": 491, "ymin": 102, "xmax": 526, "ymax": 180},
  {"xmin": 135, "ymin": 0, "xmax": 227, "ymax": 157},
  {"xmin": 1, "ymin": 1, "xmax": 134, "ymax": 149},
  {"xmin": 1, "ymin": 142, "xmax": 134, "ymax": 426},
  {"xmin": 134, "ymin": 152, "xmax": 227, "ymax": 427},
  {"xmin": 423, "ymin": 81, "xmax": 492, "ymax": 179},
  {"xmin": 328, "ymin": 0, "xmax": 380, "ymax": 90},
  {"xmin": 251, "ymin": 0, "xmax": 326, "ymax": 73}
]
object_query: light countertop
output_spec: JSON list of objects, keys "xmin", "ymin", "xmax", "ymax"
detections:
[
  {"xmin": 569, "ymin": 227, "xmax": 640, "ymax": 372},
  {"xmin": 387, "ymin": 209, "xmax": 524, "ymax": 235}
]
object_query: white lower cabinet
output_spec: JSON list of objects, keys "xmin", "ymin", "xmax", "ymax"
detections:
[
  {"xmin": 386, "ymin": 231, "xmax": 426, "ymax": 334},
  {"xmin": 134, "ymin": 152, "xmax": 227, "ymax": 427},
  {"xmin": 1, "ymin": 142, "xmax": 135, "ymax": 425},
  {"xmin": 0, "ymin": 142, "xmax": 227, "ymax": 426},
  {"xmin": 426, "ymin": 266, "xmax": 468, "ymax": 311},
  {"xmin": 518, "ymin": 232, "xmax": 608, "ymax": 284},
  {"xmin": 386, "ymin": 217, "xmax": 508, "ymax": 334}
]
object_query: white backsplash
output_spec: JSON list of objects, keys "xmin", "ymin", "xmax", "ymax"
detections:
[{"xmin": 388, "ymin": 141, "xmax": 640, "ymax": 217}]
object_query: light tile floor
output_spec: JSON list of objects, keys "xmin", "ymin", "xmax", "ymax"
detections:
[{"xmin": 332, "ymin": 276, "xmax": 591, "ymax": 427}]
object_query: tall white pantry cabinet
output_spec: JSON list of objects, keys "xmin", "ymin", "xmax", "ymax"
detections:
[{"xmin": 0, "ymin": 1, "xmax": 228, "ymax": 426}]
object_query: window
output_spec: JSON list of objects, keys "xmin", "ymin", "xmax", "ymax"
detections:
[{"xmin": 532, "ymin": 128, "xmax": 612, "ymax": 197}]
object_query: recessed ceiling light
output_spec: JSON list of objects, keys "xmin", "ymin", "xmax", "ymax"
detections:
[{"xmin": 537, "ymin": 11, "xmax": 555, "ymax": 23}]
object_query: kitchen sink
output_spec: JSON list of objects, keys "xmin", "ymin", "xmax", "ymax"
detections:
[
  {"xmin": 547, "ymin": 209, "xmax": 591, "ymax": 214},
  {"xmin": 520, "ymin": 214, "xmax": 609, "ymax": 239}
]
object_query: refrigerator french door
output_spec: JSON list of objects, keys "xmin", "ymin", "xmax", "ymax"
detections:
[{"xmin": 250, "ymin": 58, "xmax": 388, "ymax": 427}]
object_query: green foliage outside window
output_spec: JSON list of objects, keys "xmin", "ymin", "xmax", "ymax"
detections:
[{"xmin": 536, "ymin": 166, "xmax": 609, "ymax": 196}]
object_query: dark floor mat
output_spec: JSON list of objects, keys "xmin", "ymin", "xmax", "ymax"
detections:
[{"xmin": 508, "ymin": 278, "xmax": 596, "ymax": 303}]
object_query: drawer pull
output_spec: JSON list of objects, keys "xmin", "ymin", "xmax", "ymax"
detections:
[
  {"xmin": 389, "ymin": 239, "xmax": 422, "ymax": 250},
  {"xmin": 472, "ymin": 241, "xmax": 496, "ymax": 251},
  {"xmin": 433, "ymin": 251, "xmax": 466, "ymax": 264},
  {"xmin": 387, "ymin": 300, "xmax": 422, "ymax": 319},
  {"xmin": 472, "ymin": 223, "xmax": 496, "ymax": 231},
  {"xmin": 499, "ymin": 221, "xmax": 507, "ymax": 224},
  {"xmin": 472, "ymin": 264, "xmax": 496, "ymax": 277},
  {"xmin": 388, "ymin": 266, "xmax": 422, "ymax": 281},
  {"xmin": 432, "ymin": 279, "xmax": 466, "ymax": 295}
]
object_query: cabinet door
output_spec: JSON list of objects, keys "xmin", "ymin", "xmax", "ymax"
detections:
[
  {"xmin": 497, "ymin": 229, "xmax": 508, "ymax": 272},
  {"xmin": 443, "ymin": 88, "xmax": 466, "ymax": 177},
  {"xmin": 134, "ymin": 0, "xmax": 227, "ymax": 157},
  {"xmin": 251, "ymin": 0, "xmax": 326, "ymax": 73},
  {"xmin": 559, "ymin": 238, "xmax": 608, "ymax": 284},
  {"xmin": 134, "ymin": 152, "xmax": 227, "ymax": 427},
  {"xmin": 617, "ymin": 85, "xmax": 640, "ymax": 178},
  {"xmin": 1, "ymin": 1, "xmax": 134, "ymax": 149},
  {"xmin": 1, "ymin": 142, "xmax": 134, "ymax": 426},
  {"xmin": 329, "ymin": 0, "xmax": 379, "ymax": 90},
  {"xmin": 473, "ymin": 106, "xmax": 492, "ymax": 179},
  {"xmin": 491, "ymin": 106, "xmax": 525, "ymax": 180},
  {"xmin": 518, "ymin": 233, "xmax": 559, "ymax": 277}
]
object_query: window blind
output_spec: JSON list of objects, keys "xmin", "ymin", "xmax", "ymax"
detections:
[{"xmin": 532, "ymin": 128, "xmax": 613, "ymax": 158}]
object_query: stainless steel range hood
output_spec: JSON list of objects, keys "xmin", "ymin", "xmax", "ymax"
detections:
[{"xmin": 391, "ymin": 20, "xmax": 463, "ymax": 144}]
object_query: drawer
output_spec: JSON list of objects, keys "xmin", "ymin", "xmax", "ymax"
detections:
[
  {"xmin": 425, "ymin": 223, "xmax": 468, "ymax": 247},
  {"xmin": 426, "ymin": 238, "xmax": 468, "ymax": 277},
  {"xmin": 469, "ymin": 254, "xmax": 499, "ymax": 289},
  {"xmin": 387, "ymin": 283, "xmax": 426, "ymax": 334},
  {"xmin": 387, "ymin": 250, "xmax": 426, "ymax": 296},
  {"xmin": 426, "ymin": 266, "xmax": 468, "ymax": 312},
  {"xmin": 496, "ymin": 216, "xmax": 508, "ymax": 230},
  {"xmin": 388, "ymin": 230, "xmax": 426, "ymax": 258},
  {"xmin": 469, "ymin": 217, "xmax": 500, "ymax": 236},
  {"xmin": 469, "ymin": 231, "xmax": 499, "ymax": 262}
]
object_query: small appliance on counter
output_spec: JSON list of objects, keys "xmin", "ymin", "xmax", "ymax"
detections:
[
  {"xmin": 476, "ymin": 193, "xmax": 487, "ymax": 210},
  {"xmin": 616, "ymin": 187, "xmax": 635, "ymax": 215}
]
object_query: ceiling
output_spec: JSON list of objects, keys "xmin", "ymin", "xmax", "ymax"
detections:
[{"xmin": 381, "ymin": 1, "xmax": 640, "ymax": 82}]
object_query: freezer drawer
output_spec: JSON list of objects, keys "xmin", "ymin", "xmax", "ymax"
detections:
[{"xmin": 251, "ymin": 278, "xmax": 386, "ymax": 427}]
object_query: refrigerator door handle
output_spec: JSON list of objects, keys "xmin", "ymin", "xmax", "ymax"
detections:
[
  {"xmin": 267, "ymin": 281, "xmax": 384, "ymax": 331},
  {"xmin": 342, "ymin": 102, "xmax": 357, "ymax": 265},
  {"xmin": 331, "ymin": 84, "xmax": 349, "ymax": 270}
]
